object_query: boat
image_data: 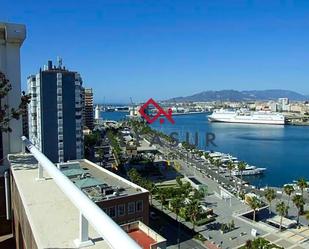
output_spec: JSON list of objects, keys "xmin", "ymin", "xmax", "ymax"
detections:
[
  {"xmin": 232, "ymin": 165, "xmax": 266, "ymax": 176},
  {"xmin": 208, "ymin": 108, "xmax": 285, "ymax": 125}
]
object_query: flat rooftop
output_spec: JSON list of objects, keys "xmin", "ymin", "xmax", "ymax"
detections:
[
  {"xmin": 128, "ymin": 229, "xmax": 156, "ymax": 249},
  {"xmin": 59, "ymin": 159, "xmax": 148, "ymax": 202},
  {"xmin": 267, "ymin": 215, "xmax": 297, "ymax": 228},
  {"xmin": 9, "ymin": 154, "xmax": 111, "ymax": 249}
]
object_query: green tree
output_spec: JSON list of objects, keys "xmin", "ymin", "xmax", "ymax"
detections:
[
  {"xmin": 84, "ymin": 132, "xmax": 100, "ymax": 159},
  {"xmin": 237, "ymin": 161, "xmax": 247, "ymax": 193},
  {"xmin": 283, "ymin": 184, "xmax": 294, "ymax": 216},
  {"xmin": 127, "ymin": 168, "xmax": 142, "ymax": 185},
  {"xmin": 0, "ymin": 71, "xmax": 30, "ymax": 133},
  {"xmin": 187, "ymin": 199, "xmax": 202, "ymax": 230},
  {"xmin": 227, "ymin": 160, "xmax": 235, "ymax": 179},
  {"xmin": 214, "ymin": 159, "xmax": 221, "ymax": 170},
  {"xmin": 170, "ymin": 196, "xmax": 183, "ymax": 222},
  {"xmin": 170, "ymin": 196, "xmax": 184, "ymax": 249},
  {"xmin": 292, "ymin": 195, "xmax": 305, "ymax": 226},
  {"xmin": 247, "ymin": 196, "xmax": 261, "ymax": 222},
  {"xmin": 192, "ymin": 188, "xmax": 206, "ymax": 202},
  {"xmin": 176, "ymin": 176, "xmax": 183, "ymax": 187},
  {"xmin": 176, "ymin": 181, "xmax": 192, "ymax": 199},
  {"xmin": 264, "ymin": 188, "xmax": 276, "ymax": 215},
  {"xmin": 276, "ymin": 201, "xmax": 288, "ymax": 231},
  {"xmin": 157, "ymin": 188, "xmax": 168, "ymax": 210},
  {"xmin": 297, "ymin": 178, "xmax": 308, "ymax": 197},
  {"xmin": 144, "ymin": 180, "xmax": 157, "ymax": 205}
]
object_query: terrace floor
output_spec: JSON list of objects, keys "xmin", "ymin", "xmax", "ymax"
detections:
[{"xmin": 128, "ymin": 229, "xmax": 156, "ymax": 249}]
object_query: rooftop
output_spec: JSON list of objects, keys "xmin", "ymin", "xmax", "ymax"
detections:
[
  {"xmin": 267, "ymin": 215, "xmax": 298, "ymax": 229},
  {"xmin": 58, "ymin": 159, "xmax": 148, "ymax": 202},
  {"xmin": 9, "ymin": 154, "xmax": 111, "ymax": 249},
  {"xmin": 121, "ymin": 221, "xmax": 166, "ymax": 249}
]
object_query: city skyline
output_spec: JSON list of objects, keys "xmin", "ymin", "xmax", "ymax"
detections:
[
  {"xmin": 2, "ymin": 12, "xmax": 309, "ymax": 249},
  {"xmin": 2, "ymin": 0, "xmax": 309, "ymax": 102}
]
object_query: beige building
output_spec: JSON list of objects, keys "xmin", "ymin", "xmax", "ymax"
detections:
[
  {"xmin": 82, "ymin": 88, "xmax": 94, "ymax": 130},
  {"xmin": 0, "ymin": 23, "xmax": 26, "ymax": 160}
]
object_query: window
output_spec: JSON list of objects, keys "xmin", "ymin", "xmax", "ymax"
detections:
[
  {"xmin": 109, "ymin": 206, "xmax": 116, "ymax": 218},
  {"xmin": 136, "ymin": 200, "xmax": 143, "ymax": 212},
  {"xmin": 118, "ymin": 204, "xmax": 125, "ymax": 216},
  {"xmin": 128, "ymin": 202, "xmax": 135, "ymax": 214}
]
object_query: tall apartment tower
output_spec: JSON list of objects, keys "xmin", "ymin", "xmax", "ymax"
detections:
[
  {"xmin": 28, "ymin": 59, "xmax": 84, "ymax": 163},
  {"xmin": 82, "ymin": 88, "xmax": 94, "ymax": 130},
  {"xmin": 0, "ymin": 23, "xmax": 26, "ymax": 161}
]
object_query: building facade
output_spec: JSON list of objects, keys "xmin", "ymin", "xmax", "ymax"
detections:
[
  {"xmin": 22, "ymin": 103, "xmax": 29, "ymax": 138},
  {"xmin": 28, "ymin": 60, "xmax": 84, "ymax": 163},
  {"xmin": 9, "ymin": 153, "xmax": 165, "ymax": 249},
  {"xmin": 59, "ymin": 160, "xmax": 150, "ymax": 225},
  {"xmin": 82, "ymin": 88, "xmax": 94, "ymax": 130},
  {"xmin": 0, "ymin": 22, "xmax": 26, "ymax": 161}
]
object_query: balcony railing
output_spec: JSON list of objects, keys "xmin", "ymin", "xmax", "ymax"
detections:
[{"xmin": 21, "ymin": 136, "xmax": 142, "ymax": 249}]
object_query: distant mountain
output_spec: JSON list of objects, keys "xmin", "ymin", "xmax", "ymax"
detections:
[{"xmin": 168, "ymin": 90, "xmax": 308, "ymax": 102}]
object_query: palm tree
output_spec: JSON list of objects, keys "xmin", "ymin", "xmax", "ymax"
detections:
[
  {"xmin": 276, "ymin": 201, "xmax": 288, "ymax": 231},
  {"xmin": 237, "ymin": 161, "xmax": 247, "ymax": 192},
  {"xmin": 188, "ymin": 199, "xmax": 201, "ymax": 230},
  {"xmin": 292, "ymin": 195, "xmax": 305, "ymax": 226},
  {"xmin": 176, "ymin": 176, "xmax": 183, "ymax": 187},
  {"xmin": 127, "ymin": 168, "xmax": 142, "ymax": 184},
  {"xmin": 192, "ymin": 188, "xmax": 206, "ymax": 202},
  {"xmin": 144, "ymin": 180, "xmax": 157, "ymax": 205},
  {"xmin": 297, "ymin": 178, "xmax": 308, "ymax": 197},
  {"xmin": 247, "ymin": 196, "xmax": 261, "ymax": 222},
  {"xmin": 170, "ymin": 197, "xmax": 184, "ymax": 249},
  {"xmin": 170, "ymin": 197, "xmax": 183, "ymax": 222},
  {"xmin": 283, "ymin": 184, "xmax": 294, "ymax": 216},
  {"xmin": 214, "ymin": 159, "xmax": 221, "ymax": 171},
  {"xmin": 180, "ymin": 182, "xmax": 192, "ymax": 199},
  {"xmin": 227, "ymin": 161, "xmax": 235, "ymax": 179},
  {"xmin": 297, "ymin": 178, "xmax": 307, "ymax": 214},
  {"xmin": 264, "ymin": 188, "xmax": 276, "ymax": 215},
  {"xmin": 157, "ymin": 188, "xmax": 167, "ymax": 210}
]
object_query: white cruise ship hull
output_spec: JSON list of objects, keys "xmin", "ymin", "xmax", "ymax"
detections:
[
  {"xmin": 208, "ymin": 116, "xmax": 285, "ymax": 125},
  {"xmin": 208, "ymin": 109, "xmax": 286, "ymax": 125}
]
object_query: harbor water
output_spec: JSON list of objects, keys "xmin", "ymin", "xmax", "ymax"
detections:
[{"xmin": 101, "ymin": 111, "xmax": 309, "ymax": 187}]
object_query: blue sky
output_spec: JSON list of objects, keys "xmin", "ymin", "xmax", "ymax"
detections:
[{"xmin": 2, "ymin": 0, "xmax": 309, "ymax": 103}]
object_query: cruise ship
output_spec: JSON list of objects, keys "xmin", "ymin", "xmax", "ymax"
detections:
[
  {"xmin": 208, "ymin": 109, "xmax": 285, "ymax": 125},
  {"xmin": 232, "ymin": 165, "xmax": 266, "ymax": 176}
]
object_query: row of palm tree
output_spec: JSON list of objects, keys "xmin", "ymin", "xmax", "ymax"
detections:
[
  {"xmin": 217, "ymin": 159, "xmax": 247, "ymax": 194},
  {"xmin": 127, "ymin": 168, "xmax": 157, "ymax": 204},
  {"xmin": 264, "ymin": 178, "xmax": 308, "ymax": 231},
  {"xmin": 158, "ymin": 177, "xmax": 205, "ymax": 248}
]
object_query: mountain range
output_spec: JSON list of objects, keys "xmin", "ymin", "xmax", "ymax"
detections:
[{"xmin": 167, "ymin": 90, "xmax": 309, "ymax": 102}]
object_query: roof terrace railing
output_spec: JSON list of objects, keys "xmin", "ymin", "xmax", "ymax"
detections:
[{"xmin": 21, "ymin": 136, "xmax": 142, "ymax": 249}]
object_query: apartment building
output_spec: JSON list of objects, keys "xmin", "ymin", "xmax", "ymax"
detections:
[
  {"xmin": 0, "ymin": 22, "xmax": 26, "ymax": 160},
  {"xmin": 82, "ymin": 88, "xmax": 94, "ymax": 130},
  {"xmin": 58, "ymin": 160, "xmax": 150, "ymax": 225},
  {"xmin": 27, "ymin": 59, "xmax": 84, "ymax": 163}
]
